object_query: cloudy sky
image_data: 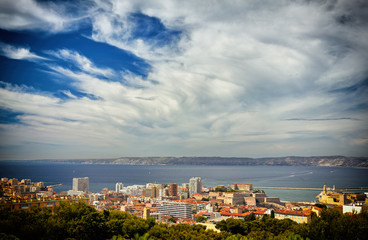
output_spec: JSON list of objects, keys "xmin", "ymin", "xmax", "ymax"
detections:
[{"xmin": 0, "ymin": 0, "xmax": 367, "ymax": 160}]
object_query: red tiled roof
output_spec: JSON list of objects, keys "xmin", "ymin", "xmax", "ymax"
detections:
[
  {"xmin": 313, "ymin": 206, "xmax": 322, "ymax": 211},
  {"xmin": 220, "ymin": 211, "xmax": 251, "ymax": 217},
  {"xmin": 174, "ymin": 198, "xmax": 196, "ymax": 202},
  {"xmin": 197, "ymin": 212, "xmax": 214, "ymax": 216},
  {"xmin": 274, "ymin": 209, "xmax": 312, "ymax": 216},
  {"xmin": 253, "ymin": 210, "xmax": 266, "ymax": 215}
]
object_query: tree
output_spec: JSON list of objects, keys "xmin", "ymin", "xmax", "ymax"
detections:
[
  {"xmin": 168, "ymin": 217, "xmax": 176, "ymax": 224},
  {"xmin": 244, "ymin": 213, "xmax": 256, "ymax": 221},
  {"xmin": 196, "ymin": 216, "xmax": 207, "ymax": 223},
  {"xmin": 314, "ymin": 203, "xmax": 327, "ymax": 209}
]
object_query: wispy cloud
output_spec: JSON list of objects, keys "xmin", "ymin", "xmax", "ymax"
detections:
[
  {"xmin": 0, "ymin": 43, "xmax": 46, "ymax": 61},
  {"xmin": 0, "ymin": 0, "xmax": 367, "ymax": 159},
  {"xmin": 49, "ymin": 49, "xmax": 114, "ymax": 77},
  {"xmin": 0, "ymin": 0, "xmax": 81, "ymax": 32}
]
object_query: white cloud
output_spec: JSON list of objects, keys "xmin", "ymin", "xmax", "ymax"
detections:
[
  {"xmin": 0, "ymin": 43, "xmax": 46, "ymax": 61},
  {"xmin": 0, "ymin": 0, "xmax": 79, "ymax": 32},
  {"xmin": 1, "ymin": 0, "xmax": 368, "ymax": 159},
  {"xmin": 50, "ymin": 49, "xmax": 114, "ymax": 77}
]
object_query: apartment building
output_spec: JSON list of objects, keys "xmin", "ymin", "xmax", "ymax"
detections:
[
  {"xmin": 168, "ymin": 183, "xmax": 178, "ymax": 197},
  {"xmin": 157, "ymin": 201, "xmax": 192, "ymax": 219},
  {"xmin": 274, "ymin": 209, "xmax": 312, "ymax": 224},
  {"xmin": 189, "ymin": 177, "xmax": 202, "ymax": 196},
  {"xmin": 72, "ymin": 177, "xmax": 89, "ymax": 193}
]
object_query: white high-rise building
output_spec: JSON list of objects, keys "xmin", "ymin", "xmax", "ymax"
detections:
[
  {"xmin": 157, "ymin": 201, "xmax": 192, "ymax": 219},
  {"xmin": 72, "ymin": 177, "xmax": 89, "ymax": 193},
  {"xmin": 189, "ymin": 177, "xmax": 202, "ymax": 196},
  {"xmin": 116, "ymin": 182, "xmax": 124, "ymax": 193}
]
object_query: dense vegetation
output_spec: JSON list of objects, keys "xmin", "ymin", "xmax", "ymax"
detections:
[{"xmin": 0, "ymin": 202, "xmax": 367, "ymax": 240}]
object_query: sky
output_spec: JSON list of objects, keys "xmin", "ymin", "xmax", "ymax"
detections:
[{"xmin": 0, "ymin": 0, "xmax": 367, "ymax": 160}]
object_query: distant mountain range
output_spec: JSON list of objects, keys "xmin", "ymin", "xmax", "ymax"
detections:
[{"xmin": 45, "ymin": 156, "xmax": 368, "ymax": 168}]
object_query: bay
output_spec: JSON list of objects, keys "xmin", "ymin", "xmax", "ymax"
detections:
[{"xmin": 1, "ymin": 161, "xmax": 368, "ymax": 202}]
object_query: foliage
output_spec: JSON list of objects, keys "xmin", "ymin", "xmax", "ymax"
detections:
[
  {"xmin": 216, "ymin": 208, "xmax": 368, "ymax": 240},
  {"xmin": 313, "ymin": 203, "xmax": 327, "ymax": 209},
  {"xmin": 244, "ymin": 213, "xmax": 256, "ymax": 221},
  {"xmin": 168, "ymin": 217, "xmax": 176, "ymax": 223},
  {"xmin": 0, "ymin": 203, "xmax": 367, "ymax": 240},
  {"xmin": 196, "ymin": 216, "xmax": 207, "ymax": 223}
]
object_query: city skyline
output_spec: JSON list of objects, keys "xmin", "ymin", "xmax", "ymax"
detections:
[{"xmin": 0, "ymin": 0, "xmax": 368, "ymax": 160}]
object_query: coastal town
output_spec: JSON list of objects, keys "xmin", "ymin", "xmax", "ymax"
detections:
[{"xmin": 1, "ymin": 176, "xmax": 367, "ymax": 230}]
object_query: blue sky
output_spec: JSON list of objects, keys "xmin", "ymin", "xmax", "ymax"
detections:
[{"xmin": 0, "ymin": 0, "xmax": 367, "ymax": 160}]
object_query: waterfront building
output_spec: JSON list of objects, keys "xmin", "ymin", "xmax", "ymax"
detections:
[
  {"xmin": 189, "ymin": 177, "xmax": 202, "ymax": 196},
  {"xmin": 220, "ymin": 192, "xmax": 251, "ymax": 205},
  {"xmin": 244, "ymin": 192, "xmax": 282, "ymax": 207},
  {"xmin": 231, "ymin": 183, "xmax": 253, "ymax": 192},
  {"xmin": 116, "ymin": 182, "xmax": 124, "ymax": 193},
  {"xmin": 316, "ymin": 185, "xmax": 367, "ymax": 206},
  {"xmin": 157, "ymin": 201, "xmax": 192, "ymax": 219},
  {"xmin": 72, "ymin": 177, "xmax": 89, "ymax": 193},
  {"xmin": 343, "ymin": 203, "xmax": 368, "ymax": 214}
]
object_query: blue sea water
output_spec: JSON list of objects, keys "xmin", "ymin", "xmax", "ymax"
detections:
[{"xmin": 1, "ymin": 161, "xmax": 368, "ymax": 202}]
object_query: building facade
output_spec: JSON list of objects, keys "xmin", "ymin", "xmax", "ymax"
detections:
[
  {"xmin": 168, "ymin": 183, "xmax": 178, "ymax": 197},
  {"xmin": 189, "ymin": 177, "xmax": 202, "ymax": 196},
  {"xmin": 274, "ymin": 209, "xmax": 312, "ymax": 224},
  {"xmin": 72, "ymin": 177, "xmax": 89, "ymax": 193},
  {"xmin": 157, "ymin": 201, "xmax": 192, "ymax": 219},
  {"xmin": 231, "ymin": 183, "xmax": 253, "ymax": 191},
  {"xmin": 116, "ymin": 182, "xmax": 124, "ymax": 193}
]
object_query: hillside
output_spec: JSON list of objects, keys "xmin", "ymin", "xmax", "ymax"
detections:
[{"xmin": 48, "ymin": 156, "xmax": 368, "ymax": 168}]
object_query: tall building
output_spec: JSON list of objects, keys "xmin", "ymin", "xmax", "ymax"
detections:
[
  {"xmin": 189, "ymin": 177, "xmax": 202, "ymax": 196},
  {"xmin": 168, "ymin": 183, "xmax": 178, "ymax": 197},
  {"xmin": 145, "ymin": 186, "xmax": 158, "ymax": 198},
  {"xmin": 72, "ymin": 177, "xmax": 89, "ymax": 193},
  {"xmin": 116, "ymin": 182, "xmax": 124, "ymax": 193},
  {"xmin": 143, "ymin": 207, "xmax": 151, "ymax": 219},
  {"xmin": 157, "ymin": 201, "xmax": 192, "ymax": 219}
]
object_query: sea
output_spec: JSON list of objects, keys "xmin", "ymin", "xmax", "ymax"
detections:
[{"xmin": 1, "ymin": 161, "xmax": 368, "ymax": 203}]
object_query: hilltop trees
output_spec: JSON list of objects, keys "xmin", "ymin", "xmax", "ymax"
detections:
[{"xmin": 0, "ymin": 203, "xmax": 367, "ymax": 240}]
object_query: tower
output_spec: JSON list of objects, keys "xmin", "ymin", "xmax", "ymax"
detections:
[
  {"xmin": 168, "ymin": 183, "xmax": 178, "ymax": 197},
  {"xmin": 189, "ymin": 177, "xmax": 202, "ymax": 196},
  {"xmin": 143, "ymin": 207, "xmax": 151, "ymax": 219},
  {"xmin": 116, "ymin": 182, "xmax": 124, "ymax": 193},
  {"xmin": 73, "ymin": 177, "xmax": 89, "ymax": 193}
]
